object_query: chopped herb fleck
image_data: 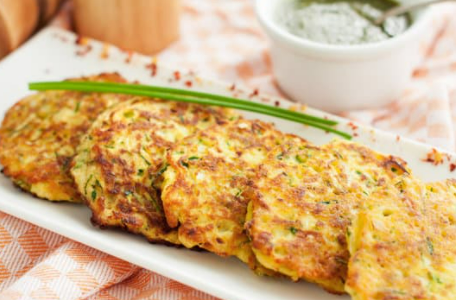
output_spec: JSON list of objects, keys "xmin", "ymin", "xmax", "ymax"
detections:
[
  {"xmin": 355, "ymin": 170, "xmax": 362, "ymax": 176},
  {"xmin": 157, "ymin": 163, "xmax": 169, "ymax": 176},
  {"xmin": 429, "ymin": 272, "xmax": 443, "ymax": 284},
  {"xmin": 139, "ymin": 152, "xmax": 151, "ymax": 166},
  {"xmin": 363, "ymin": 190, "xmax": 369, "ymax": 196},
  {"xmin": 95, "ymin": 179, "xmax": 102, "ymax": 189},
  {"xmin": 123, "ymin": 110, "xmax": 134, "ymax": 118},
  {"xmin": 84, "ymin": 174, "xmax": 93, "ymax": 196},
  {"xmin": 91, "ymin": 190, "xmax": 97, "ymax": 201},
  {"xmin": 334, "ymin": 152, "xmax": 343, "ymax": 159},
  {"xmin": 427, "ymin": 237, "xmax": 434, "ymax": 255},
  {"xmin": 74, "ymin": 101, "xmax": 81, "ymax": 113},
  {"xmin": 276, "ymin": 153, "xmax": 284, "ymax": 160},
  {"xmin": 391, "ymin": 167, "xmax": 398, "ymax": 173},
  {"xmin": 319, "ymin": 201, "xmax": 331, "ymax": 205},
  {"xmin": 235, "ymin": 190, "xmax": 243, "ymax": 198},
  {"xmin": 105, "ymin": 142, "xmax": 115, "ymax": 149},
  {"xmin": 290, "ymin": 227, "xmax": 298, "ymax": 235},
  {"xmin": 72, "ymin": 162, "xmax": 83, "ymax": 170},
  {"xmin": 181, "ymin": 161, "xmax": 189, "ymax": 168},
  {"xmin": 295, "ymin": 155, "xmax": 304, "ymax": 163},
  {"xmin": 149, "ymin": 195, "xmax": 162, "ymax": 212},
  {"xmin": 137, "ymin": 169, "xmax": 144, "ymax": 176},
  {"xmin": 335, "ymin": 257, "xmax": 347, "ymax": 265},
  {"xmin": 390, "ymin": 290, "xmax": 406, "ymax": 295},
  {"xmin": 188, "ymin": 156, "xmax": 199, "ymax": 161}
]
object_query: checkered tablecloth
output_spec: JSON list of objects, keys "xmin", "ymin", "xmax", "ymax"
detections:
[{"xmin": 1, "ymin": 1, "xmax": 456, "ymax": 299}]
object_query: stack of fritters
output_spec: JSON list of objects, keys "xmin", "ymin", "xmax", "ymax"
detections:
[
  {"xmin": 1, "ymin": 74, "xmax": 456, "ymax": 298},
  {"xmin": 71, "ymin": 97, "xmax": 238, "ymax": 244},
  {"xmin": 244, "ymin": 139, "xmax": 411, "ymax": 293},
  {"xmin": 160, "ymin": 119, "xmax": 295, "ymax": 272}
]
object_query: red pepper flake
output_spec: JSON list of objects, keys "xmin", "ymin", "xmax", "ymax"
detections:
[
  {"xmin": 450, "ymin": 164, "xmax": 456, "ymax": 172},
  {"xmin": 396, "ymin": 135, "xmax": 401, "ymax": 142},
  {"xmin": 249, "ymin": 89, "xmax": 259, "ymax": 98},
  {"xmin": 125, "ymin": 51, "xmax": 133, "ymax": 63},
  {"xmin": 146, "ymin": 62, "xmax": 157, "ymax": 76},
  {"xmin": 274, "ymin": 101, "xmax": 280, "ymax": 107},
  {"xmin": 354, "ymin": 133, "xmax": 359, "ymax": 137},
  {"xmin": 100, "ymin": 44, "xmax": 110, "ymax": 59},
  {"xmin": 185, "ymin": 81, "xmax": 193, "ymax": 88},
  {"xmin": 75, "ymin": 36, "xmax": 92, "ymax": 56},
  {"xmin": 76, "ymin": 45, "xmax": 93, "ymax": 56},
  {"xmin": 423, "ymin": 148, "xmax": 444, "ymax": 166},
  {"xmin": 230, "ymin": 84, "xmax": 236, "ymax": 92},
  {"xmin": 174, "ymin": 71, "xmax": 181, "ymax": 81},
  {"xmin": 347, "ymin": 122, "xmax": 359, "ymax": 131},
  {"xmin": 75, "ymin": 36, "xmax": 89, "ymax": 46}
]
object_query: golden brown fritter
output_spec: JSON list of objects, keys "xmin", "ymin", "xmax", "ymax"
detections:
[
  {"xmin": 245, "ymin": 139, "xmax": 410, "ymax": 293},
  {"xmin": 160, "ymin": 119, "xmax": 292, "ymax": 272},
  {"xmin": 346, "ymin": 178, "xmax": 456, "ymax": 300},
  {"xmin": 0, "ymin": 73, "xmax": 129, "ymax": 202},
  {"xmin": 71, "ymin": 97, "xmax": 237, "ymax": 244},
  {"xmin": 424, "ymin": 180, "xmax": 456, "ymax": 299}
]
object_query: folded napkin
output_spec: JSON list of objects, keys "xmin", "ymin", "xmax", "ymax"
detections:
[{"xmin": 1, "ymin": 1, "xmax": 456, "ymax": 299}]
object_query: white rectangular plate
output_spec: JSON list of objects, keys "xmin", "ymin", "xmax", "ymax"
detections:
[{"xmin": 0, "ymin": 27, "xmax": 454, "ymax": 300}]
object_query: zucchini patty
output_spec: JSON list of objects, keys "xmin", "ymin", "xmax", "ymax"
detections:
[
  {"xmin": 0, "ymin": 73, "xmax": 129, "ymax": 202},
  {"xmin": 71, "ymin": 97, "xmax": 237, "ymax": 244},
  {"xmin": 160, "ymin": 119, "xmax": 293, "ymax": 272},
  {"xmin": 245, "ymin": 139, "xmax": 410, "ymax": 293},
  {"xmin": 346, "ymin": 178, "xmax": 456, "ymax": 300}
]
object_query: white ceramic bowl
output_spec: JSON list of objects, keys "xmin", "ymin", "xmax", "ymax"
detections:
[{"xmin": 255, "ymin": 0, "xmax": 433, "ymax": 112}]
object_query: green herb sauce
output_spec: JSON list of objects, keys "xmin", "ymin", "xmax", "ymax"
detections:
[{"xmin": 278, "ymin": 0, "xmax": 410, "ymax": 45}]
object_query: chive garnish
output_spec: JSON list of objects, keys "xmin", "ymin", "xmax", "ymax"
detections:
[{"xmin": 28, "ymin": 81, "xmax": 352, "ymax": 139}]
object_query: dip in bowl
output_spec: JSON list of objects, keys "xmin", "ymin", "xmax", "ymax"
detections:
[{"xmin": 256, "ymin": 0, "xmax": 432, "ymax": 112}]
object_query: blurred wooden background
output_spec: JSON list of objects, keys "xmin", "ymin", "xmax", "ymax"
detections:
[
  {"xmin": 74, "ymin": 0, "xmax": 181, "ymax": 55},
  {"xmin": 0, "ymin": 0, "xmax": 61, "ymax": 59},
  {"xmin": 0, "ymin": 0, "xmax": 181, "ymax": 60}
]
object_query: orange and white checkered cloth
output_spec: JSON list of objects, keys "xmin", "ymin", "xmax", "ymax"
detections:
[{"xmin": 1, "ymin": 1, "xmax": 456, "ymax": 299}]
